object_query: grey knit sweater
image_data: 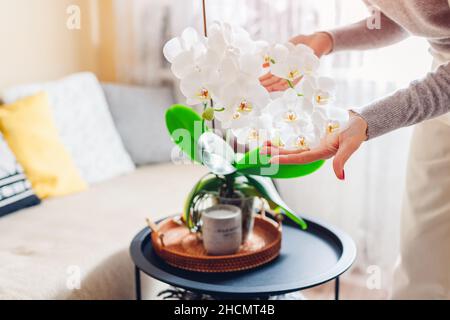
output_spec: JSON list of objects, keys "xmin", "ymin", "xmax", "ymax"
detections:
[{"xmin": 328, "ymin": 0, "xmax": 450, "ymax": 139}]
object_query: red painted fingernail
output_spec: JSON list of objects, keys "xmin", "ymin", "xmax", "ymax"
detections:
[{"xmin": 342, "ymin": 170, "xmax": 345, "ymax": 180}]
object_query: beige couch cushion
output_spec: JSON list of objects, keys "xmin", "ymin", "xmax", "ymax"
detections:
[{"xmin": 0, "ymin": 163, "xmax": 207, "ymax": 299}]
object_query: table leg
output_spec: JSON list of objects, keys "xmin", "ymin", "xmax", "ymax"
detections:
[
  {"xmin": 334, "ymin": 276, "xmax": 340, "ymax": 301},
  {"xmin": 135, "ymin": 266, "xmax": 142, "ymax": 301}
]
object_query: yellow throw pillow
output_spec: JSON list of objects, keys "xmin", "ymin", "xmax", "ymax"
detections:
[{"xmin": 0, "ymin": 92, "xmax": 87, "ymax": 199}]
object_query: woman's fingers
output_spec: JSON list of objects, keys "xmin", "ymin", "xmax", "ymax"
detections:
[
  {"xmin": 332, "ymin": 140, "xmax": 360, "ymax": 180},
  {"xmin": 269, "ymin": 80, "xmax": 289, "ymax": 92},
  {"xmin": 270, "ymin": 148, "xmax": 332, "ymax": 164},
  {"xmin": 261, "ymin": 146, "xmax": 310, "ymax": 156},
  {"xmin": 260, "ymin": 74, "xmax": 282, "ymax": 88},
  {"xmin": 259, "ymin": 72, "xmax": 272, "ymax": 81}
]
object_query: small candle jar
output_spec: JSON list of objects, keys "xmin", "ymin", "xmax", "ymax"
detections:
[{"xmin": 201, "ymin": 204, "xmax": 242, "ymax": 256}]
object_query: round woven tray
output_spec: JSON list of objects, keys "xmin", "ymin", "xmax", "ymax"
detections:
[{"xmin": 150, "ymin": 214, "xmax": 282, "ymax": 273}]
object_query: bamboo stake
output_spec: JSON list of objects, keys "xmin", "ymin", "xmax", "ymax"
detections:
[{"xmin": 202, "ymin": 0, "xmax": 208, "ymax": 37}]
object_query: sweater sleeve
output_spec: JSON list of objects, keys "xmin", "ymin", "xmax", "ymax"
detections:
[
  {"xmin": 355, "ymin": 62, "xmax": 450, "ymax": 139},
  {"xmin": 326, "ymin": 12, "xmax": 409, "ymax": 52}
]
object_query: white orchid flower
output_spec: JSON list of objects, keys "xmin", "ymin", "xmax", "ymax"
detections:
[
  {"xmin": 261, "ymin": 44, "xmax": 289, "ymax": 68},
  {"xmin": 289, "ymin": 43, "xmax": 320, "ymax": 76},
  {"xmin": 208, "ymin": 22, "xmax": 257, "ymax": 57},
  {"xmin": 239, "ymin": 53, "xmax": 266, "ymax": 78},
  {"xmin": 270, "ymin": 43, "xmax": 320, "ymax": 82},
  {"xmin": 312, "ymin": 105, "xmax": 349, "ymax": 136},
  {"xmin": 270, "ymin": 52, "xmax": 303, "ymax": 82},
  {"xmin": 215, "ymin": 78, "xmax": 270, "ymax": 129},
  {"xmin": 179, "ymin": 66, "xmax": 220, "ymax": 106},
  {"xmin": 279, "ymin": 123, "xmax": 321, "ymax": 151},
  {"xmin": 163, "ymin": 27, "xmax": 205, "ymax": 63},
  {"xmin": 164, "ymin": 24, "xmax": 346, "ymax": 152},
  {"xmin": 266, "ymin": 88, "xmax": 313, "ymax": 130},
  {"xmin": 163, "ymin": 28, "xmax": 208, "ymax": 79},
  {"xmin": 177, "ymin": 51, "xmax": 238, "ymax": 107},
  {"xmin": 232, "ymin": 113, "xmax": 274, "ymax": 147},
  {"xmin": 298, "ymin": 76, "xmax": 336, "ymax": 106},
  {"xmin": 171, "ymin": 49, "xmax": 221, "ymax": 79}
]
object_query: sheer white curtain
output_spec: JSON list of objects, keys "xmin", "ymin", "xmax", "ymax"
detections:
[{"xmin": 113, "ymin": 0, "xmax": 432, "ymax": 291}]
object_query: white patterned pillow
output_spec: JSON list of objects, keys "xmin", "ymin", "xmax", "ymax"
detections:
[
  {"xmin": 0, "ymin": 134, "xmax": 40, "ymax": 217},
  {"xmin": 1, "ymin": 73, "xmax": 135, "ymax": 183}
]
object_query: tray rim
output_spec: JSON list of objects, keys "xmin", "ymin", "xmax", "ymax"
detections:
[
  {"xmin": 130, "ymin": 214, "xmax": 357, "ymax": 297},
  {"xmin": 151, "ymin": 214, "xmax": 281, "ymax": 261}
]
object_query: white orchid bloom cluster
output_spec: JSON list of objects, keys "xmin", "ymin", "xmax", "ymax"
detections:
[{"xmin": 163, "ymin": 22, "xmax": 349, "ymax": 151}]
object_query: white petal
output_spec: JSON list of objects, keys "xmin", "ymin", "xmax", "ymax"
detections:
[
  {"xmin": 181, "ymin": 27, "xmax": 200, "ymax": 50},
  {"xmin": 301, "ymin": 54, "xmax": 320, "ymax": 75},
  {"xmin": 295, "ymin": 43, "xmax": 315, "ymax": 56},
  {"xmin": 270, "ymin": 63, "xmax": 290, "ymax": 80},
  {"xmin": 327, "ymin": 107, "xmax": 349, "ymax": 123},
  {"xmin": 219, "ymin": 82, "xmax": 242, "ymax": 107},
  {"xmin": 171, "ymin": 50, "xmax": 195, "ymax": 79},
  {"xmin": 300, "ymin": 97, "xmax": 314, "ymax": 114},
  {"xmin": 266, "ymin": 98, "xmax": 285, "ymax": 117},
  {"xmin": 256, "ymin": 113, "xmax": 273, "ymax": 130},
  {"xmin": 239, "ymin": 54, "xmax": 264, "ymax": 78},
  {"xmin": 248, "ymin": 83, "xmax": 270, "ymax": 108},
  {"xmin": 163, "ymin": 37, "xmax": 183, "ymax": 63},
  {"xmin": 283, "ymin": 88, "xmax": 299, "ymax": 103},
  {"xmin": 219, "ymin": 56, "xmax": 239, "ymax": 82},
  {"xmin": 208, "ymin": 26, "xmax": 227, "ymax": 53},
  {"xmin": 296, "ymin": 77, "xmax": 315, "ymax": 100},
  {"xmin": 271, "ymin": 44, "xmax": 289, "ymax": 63}
]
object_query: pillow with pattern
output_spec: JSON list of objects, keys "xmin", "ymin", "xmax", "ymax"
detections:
[{"xmin": 0, "ymin": 133, "xmax": 40, "ymax": 217}]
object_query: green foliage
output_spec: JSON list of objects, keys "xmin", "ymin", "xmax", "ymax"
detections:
[
  {"xmin": 244, "ymin": 175, "xmax": 307, "ymax": 230},
  {"xmin": 166, "ymin": 104, "xmax": 206, "ymax": 162},
  {"xmin": 235, "ymin": 147, "xmax": 325, "ymax": 179},
  {"xmin": 166, "ymin": 104, "xmax": 322, "ymax": 230}
]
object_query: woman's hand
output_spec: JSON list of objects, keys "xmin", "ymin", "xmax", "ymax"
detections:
[
  {"xmin": 259, "ymin": 32, "xmax": 334, "ymax": 92},
  {"xmin": 261, "ymin": 112, "xmax": 368, "ymax": 180}
]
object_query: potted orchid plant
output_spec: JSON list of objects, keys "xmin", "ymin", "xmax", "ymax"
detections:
[{"xmin": 164, "ymin": 22, "xmax": 348, "ymax": 233}]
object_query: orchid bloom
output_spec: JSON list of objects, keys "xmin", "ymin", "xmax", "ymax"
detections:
[
  {"xmin": 163, "ymin": 24, "xmax": 349, "ymax": 151},
  {"xmin": 312, "ymin": 105, "xmax": 350, "ymax": 136},
  {"xmin": 232, "ymin": 113, "xmax": 273, "ymax": 147},
  {"xmin": 278, "ymin": 123, "xmax": 321, "ymax": 150},
  {"xmin": 266, "ymin": 88, "xmax": 313, "ymax": 129},
  {"xmin": 299, "ymin": 76, "xmax": 336, "ymax": 106},
  {"xmin": 163, "ymin": 27, "xmax": 208, "ymax": 79},
  {"xmin": 208, "ymin": 22, "xmax": 259, "ymax": 58},
  {"xmin": 270, "ymin": 44, "xmax": 320, "ymax": 83},
  {"xmin": 180, "ymin": 66, "xmax": 219, "ymax": 106},
  {"xmin": 261, "ymin": 44, "xmax": 289, "ymax": 68},
  {"xmin": 215, "ymin": 77, "xmax": 270, "ymax": 129}
]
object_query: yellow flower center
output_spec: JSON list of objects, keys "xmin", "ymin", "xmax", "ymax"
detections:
[
  {"xmin": 288, "ymin": 69, "xmax": 300, "ymax": 80},
  {"xmin": 327, "ymin": 121, "xmax": 340, "ymax": 134},
  {"xmin": 197, "ymin": 88, "xmax": 210, "ymax": 100},
  {"xmin": 284, "ymin": 110, "xmax": 298, "ymax": 122},
  {"xmin": 248, "ymin": 129, "xmax": 259, "ymax": 141},
  {"xmin": 237, "ymin": 100, "xmax": 253, "ymax": 113},
  {"xmin": 295, "ymin": 136, "xmax": 309, "ymax": 150},
  {"xmin": 316, "ymin": 93, "xmax": 329, "ymax": 105}
]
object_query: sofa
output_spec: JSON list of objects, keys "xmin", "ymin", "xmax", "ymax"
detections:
[{"xmin": 0, "ymin": 75, "xmax": 207, "ymax": 299}]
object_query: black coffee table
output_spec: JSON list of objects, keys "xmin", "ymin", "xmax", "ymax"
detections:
[{"xmin": 130, "ymin": 215, "xmax": 356, "ymax": 300}]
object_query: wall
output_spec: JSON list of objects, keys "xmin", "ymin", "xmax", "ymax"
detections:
[{"xmin": 0, "ymin": 0, "xmax": 116, "ymax": 89}]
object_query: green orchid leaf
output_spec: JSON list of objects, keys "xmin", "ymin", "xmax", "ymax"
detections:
[
  {"xmin": 235, "ymin": 147, "xmax": 325, "ymax": 179},
  {"xmin": 165, "ymin": 104, "xmax": 207, "ymax": 162},
  {"xmin": 234, "ymin": 182, "xmax": 279, "ymax": 210},
  {"xmin": 183, "ymin": 175, "xmax": 224, "ymax": 229},
  {"xmin": 245, "ymin": 175, "xmax": 308, "ymax": 230}
]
